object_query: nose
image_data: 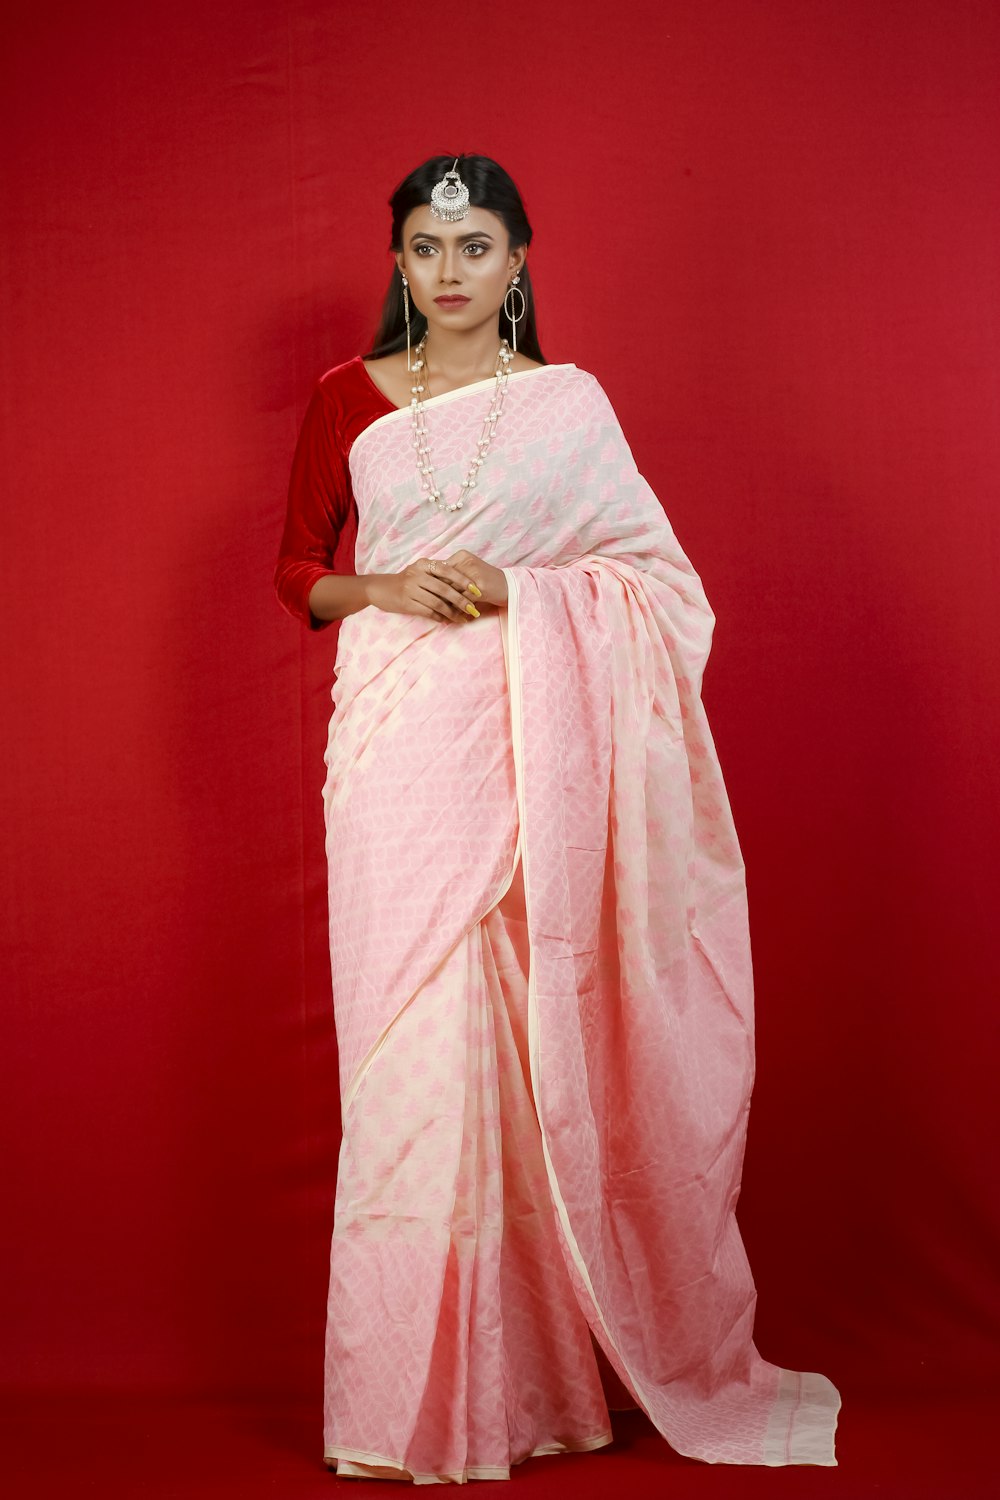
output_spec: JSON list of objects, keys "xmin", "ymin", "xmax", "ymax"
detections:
[{"xmin": 439, "ymin": 248, "xmax": 463, "ymax": 283}]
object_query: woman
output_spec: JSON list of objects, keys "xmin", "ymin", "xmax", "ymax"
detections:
[{"xmin": 274, "ymin": 153, "xmax": 841, "ymax": 1482}]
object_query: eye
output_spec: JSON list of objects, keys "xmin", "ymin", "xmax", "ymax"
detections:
[
  {"xmin": 414, "ymin": 244, "xmax": 435, "ymax": 256},
  {"xmin": 464, "ymin": 243, "xmax": 488, "ymax": 256}
]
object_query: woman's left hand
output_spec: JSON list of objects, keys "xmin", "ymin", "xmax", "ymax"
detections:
[{"xmin": 443, "ymin": 549, "xmax": 508, "ymax": 609}]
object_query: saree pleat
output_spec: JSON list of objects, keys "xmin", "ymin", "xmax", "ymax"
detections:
[{"xmin": 324, "ymin": 852, "xmax": 614, "ymax": 1482}]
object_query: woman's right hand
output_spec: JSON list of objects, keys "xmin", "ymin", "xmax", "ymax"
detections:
[{"xmin": 365, "ymin": 558, "xmax": 484, "ymax": 623}]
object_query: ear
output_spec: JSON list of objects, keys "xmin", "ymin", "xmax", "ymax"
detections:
[
  {"xmin": 509, "ymin": 245, "xmax": 527, "ymax": 277},
  {"xmin": 394, "ymin": 252, "xmax": 406, "ymax": 278}
]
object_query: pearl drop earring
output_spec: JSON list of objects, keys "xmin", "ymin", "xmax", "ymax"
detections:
[{"xmin": 401, "ymin": 270, "xmax": 412, "ymax": 372}]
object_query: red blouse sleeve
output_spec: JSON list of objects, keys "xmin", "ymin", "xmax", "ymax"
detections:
[{"xmin": 273, "ymin": 381, "xmax": 354, "ymax": 632}]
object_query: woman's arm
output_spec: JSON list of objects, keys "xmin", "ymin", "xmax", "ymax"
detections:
[
  {"xmin": 306, "ymin": 572, "xmax": 390, "ymax": 623},
  {"xmin": 274, "ymin": 382, "xmax": 356, "ymax": 631},
  {"xmin": 316, "ymin": 558, "xmax": 498, "ymax": 625}
]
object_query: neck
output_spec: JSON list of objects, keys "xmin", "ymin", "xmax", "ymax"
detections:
[{"xmin": 420, "ymin": 319, "xmax": 505, "ymax": 380}]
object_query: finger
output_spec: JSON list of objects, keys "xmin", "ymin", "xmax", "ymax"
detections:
[
  {"xmin": 428, "ymin": 562, "xmax": 482, "ymax": 600},
  {"xmin": 428, "ymin": 579, "xmax": 481, "ymax": 616},
  {"xmin": 415, "ymin": 584, "xmax": 467, "ymax": 622}
]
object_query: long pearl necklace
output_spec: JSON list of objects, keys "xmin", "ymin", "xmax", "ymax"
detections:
[{"xmin": 409, "ymin": 332, "xmax": 512, "ymax": 512}]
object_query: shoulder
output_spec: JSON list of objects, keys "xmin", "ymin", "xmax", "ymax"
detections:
[
  {"xmin": 315, "ymin": 354, "xmax": 370, "ymax": 409},
  {"xmin": 355, "ymin": 350, "xmax": 411, "ymax": 408},
  {"xmin": 527, "ymin": 360, "xmax": 602, "ymax": 387},
  {"xmin": 566, "ymin": 363, "xmax": 618, "ymax": 410},
  {"xmin": 562, "ymin": 362, "xmax": 601, "ymax": 387},
  {"xmin": 310, "ymin": 355, "xmax": 399, "ymax": 456},
  {"xmin": 529, "ymin": 361, "xmax": 616, "ymax": 407}
]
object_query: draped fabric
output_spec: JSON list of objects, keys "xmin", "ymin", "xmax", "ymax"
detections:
[{"xmin": 283, "ymin": 361, "xmax": 841, "ymax": 1478}]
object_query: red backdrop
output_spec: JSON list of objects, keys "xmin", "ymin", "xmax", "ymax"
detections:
[{"xmin": 2, "ymin": 0, "xmax": 998, "ymax": 1426}]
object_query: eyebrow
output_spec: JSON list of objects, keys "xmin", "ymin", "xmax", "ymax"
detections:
[{"xmin": 409, "ymin": 231, "xmax": 495, "ymax": 243}]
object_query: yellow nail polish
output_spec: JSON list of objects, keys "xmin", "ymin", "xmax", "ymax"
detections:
[
  {"xmin": 465, "ymin": 603, "xmax": 480, "ymax": 617},
  {"xmin": 467, "ymin": 584, "xmax": 482, "ymax": 597}
]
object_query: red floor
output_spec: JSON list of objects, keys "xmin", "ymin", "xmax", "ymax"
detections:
[{"xmin": 2, "ymin": 1388, "xmax": 994, "ymax": 1498}]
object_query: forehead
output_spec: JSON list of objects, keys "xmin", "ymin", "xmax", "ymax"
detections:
[{"xmin": 403, "ymin": 204, "xmax": 507, "ymax": 241}]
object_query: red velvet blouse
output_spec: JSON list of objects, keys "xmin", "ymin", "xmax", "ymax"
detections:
[{"xmin": 273, "ymin": 356, "xmax": 398, "ymax": 631}]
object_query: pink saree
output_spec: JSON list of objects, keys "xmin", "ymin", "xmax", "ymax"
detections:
[{"xmin": 319, "ymin": 362, "xmax": 841, "ymax": 1480}]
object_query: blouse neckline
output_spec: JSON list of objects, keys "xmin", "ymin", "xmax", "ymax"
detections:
[{"xmin": 354, "ymin": 354, "xmax": 577, "ymax": 414}]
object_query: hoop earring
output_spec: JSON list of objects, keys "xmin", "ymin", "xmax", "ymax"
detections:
[
  {"xmin": 401, "ymin": 271, "xmax": 412, "ymax": 371},
  {"xmin": 503, "ymin": 272, "xmax": 526, "ymax": 354}
]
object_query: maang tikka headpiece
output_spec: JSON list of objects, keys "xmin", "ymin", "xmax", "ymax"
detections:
[{"xmin": 429, "ymin": 157, "xmax": 470, "ymax": 222}]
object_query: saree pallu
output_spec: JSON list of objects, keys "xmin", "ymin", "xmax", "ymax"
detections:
[{"xmin": 321, "ymin": 363, "xmax": 841, "ymax": 1480}]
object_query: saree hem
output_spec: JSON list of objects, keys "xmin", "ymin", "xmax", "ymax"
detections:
[
  {"xmin": 758, "ymin": 1368, "xmax": 842, "ymax": 1467},
  {"xmin": 323, "ymin": 1429, "xmax": 615, "ymax": 1484}
]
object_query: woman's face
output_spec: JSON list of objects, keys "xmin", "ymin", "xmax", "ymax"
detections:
[{"xmin": 395, "ymin": 205, "xmax": 525, "ymax": 337}]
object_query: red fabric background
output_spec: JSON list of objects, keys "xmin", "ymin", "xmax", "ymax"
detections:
[{"xmin": 2, "ymin": 0, "xmax": 998, "ymax": 1434}]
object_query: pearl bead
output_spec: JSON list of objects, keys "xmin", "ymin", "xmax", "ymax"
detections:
[{"xmin": 408, "ymin": 340, "xmax": 509, "ymax": 511}]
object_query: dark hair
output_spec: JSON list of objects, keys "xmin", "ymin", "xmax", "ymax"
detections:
[{"xmin": 364, "ymin": 153, "xmax": 546, "ymax": 364}]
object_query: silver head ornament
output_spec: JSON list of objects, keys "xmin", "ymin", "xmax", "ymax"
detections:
[{"xmin": 429, "ymin": 158, "xmax": 470, "ymax": 222}]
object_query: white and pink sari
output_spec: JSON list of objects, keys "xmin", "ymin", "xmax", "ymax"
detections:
[{"xmin": 320, "ymin": 362, "xmax": 841, "ymax": 1481}]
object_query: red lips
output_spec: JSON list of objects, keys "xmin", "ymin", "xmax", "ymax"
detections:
[{"xmin": 434, "ymin": 295, "xmax": 470, "ymax": 305}]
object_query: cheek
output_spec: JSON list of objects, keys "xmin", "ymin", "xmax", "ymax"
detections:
[
  {"xmin": 414, "ymin": 264, "xmax": 442, "ymax": 295},
  {"xmin": 470, "ymin": 259, "xmax": 507, "ymax": 291}
]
